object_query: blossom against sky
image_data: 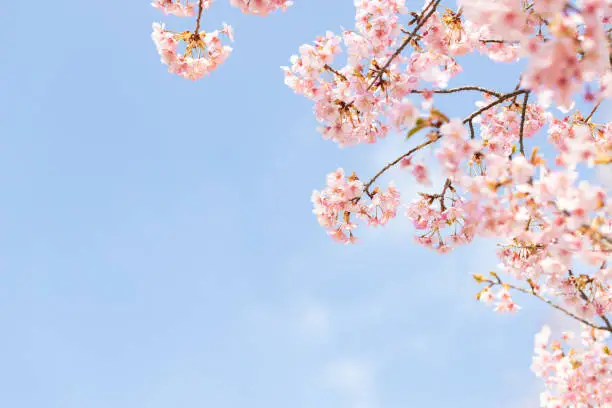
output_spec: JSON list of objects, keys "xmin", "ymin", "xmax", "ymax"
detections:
[{"xmin": 1, "ymin": 1, "xmax": 610, "ymax": 407}]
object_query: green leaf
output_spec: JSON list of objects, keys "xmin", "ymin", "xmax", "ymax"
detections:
[{"xmin": 406, "ymin": 118, "xmax": 429, "ymax": 139}]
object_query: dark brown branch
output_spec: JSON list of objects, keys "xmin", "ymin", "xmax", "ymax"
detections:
[
  {"xmin": 585, "ymin": 100, "xmax": 602, "ymax": 122},
  {"xmin": 324, "ymin": 64, "xmax": 348, "ymax": 81},
  {"xmin": 518, "ymin": 92, "xmax": 529, "ymax": 157},
  {"xmin": 439, "ymin": 178, "xmax": 452, "ymax": 211},
  {"xmin": 194, "ymin": 0, "xmax": 205, "ymax": 34},
  {"xmin": 463, "ymin": 90, "xmax": 527, "ymax": 124},
  {"xmin": 410, "ymin": 86, "xmax": 503, "ymax": 98},
  {"xmin": 361, "ymin": 89, "xmax": 527, "ymax": 197},
  {"xmin": 486, "ymin": 277, "xmax": 610, "ymax": 332},
  {"xmin": 510, "ymin": 284, "xmax": 609, "ymax": 331},
  {"xmin": 363, "ymin": 133, "xmax": 442, "ymax": 196},
  {"xmin": 367, "ymin": 0, "xmax": 441, "ymax": 90},
  {"xmin": 568, "ymin": 270, "xmax": 612, "ymax": 332},
  {"xmin": 479, "ymin": 39, "xmax": 518, "ymax": 44}
]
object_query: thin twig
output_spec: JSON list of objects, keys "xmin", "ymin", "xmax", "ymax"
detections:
[
  {"xmin": 194, "ymin": 0, "xmax": 205, "ymax": 34},
  {"xmin": 518, "ymin": 92, "xmax": 529, "ymax": 157},
  {"xmin": 511, "ymin": 284, "xmax": 609, "ymax": 331},
  {"xmin": 324, "ymin": 64, "xmax": 348, "ymax": 81},
  {"xmin": 468, "ymin": 119, "xmax": 475, "ymax": 139},
  {"xmin": 367, "ymin": 0, "xmax": 441, "ymax": 90},
  {"xmin": 585, "ymin": 100, "xmax": 602, "ymax": 122},
  {"xmin": 479, "ymin": 39, "xmax": 519, "ymax": 44},
  {"xmin": 410, "ymin": 86, "xmax": 503, "ymax": 98},
  {"xmin": 463, "ymin": 90, "xmax": 527, "ymax": 124},
  {"xmin": 439, "ymin": 178, "xmax": 452, "ymax": 211},
  {"xmin": 361, "ymin": 89, "xmax": 526, "ymax": 196},
  {"xmin": 568, "ymin": 271, "xmax": 612, "ymax": 332},
  {"xmin": 488, "ymin": 279, "xmax": 610, "ymax": 332},
  {"xmin": 363, "ymin": 133, "xmax": 442, "ymax": 196}
]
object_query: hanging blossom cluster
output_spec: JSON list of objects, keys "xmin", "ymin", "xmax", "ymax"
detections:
[
  {"xmin": 531, "ymin": 325, "xmax": 612, "ymax": 407},
  {"xmin": 151, "ymin": 22, "xmax": 233, "ymax": 80},
  {"xmin": 228, "ymin": 0, "xmax": 293, "ymax": 15},
  {"xmin": 281, "ymin": 0, "xmax": 612, "ymax": 406},
  {"xmin": 151, "ymin": 0, "xmax": 291, "ymax": 79},
  {"xmin": 461, "ymin": 0, "xmax": 612, "ymax": 108},
  {"xmin": 153, "ymin": 0, "xmax": 612, "ymax": 405},
  {"xmin": 282, "ymin": 0, "xmax": 462, "ymax": 146},
  {"xmin": 312, "ymin": 169, "xmax": 400, "ymax": 244}
]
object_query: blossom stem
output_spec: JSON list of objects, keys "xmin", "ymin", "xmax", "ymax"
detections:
[
  {"xmin": 194, "ymin": 0, "xmax": 205, "ymax": 34},
  {"xmin": 367, "ymin": 0, "xmax": 441, "ymax": 90},
  {"xmin": 585, "ymin": 100, "xmax": 602, "ymax": 122},
  {"xmin": 518, "ymin": 91, "xmax": 529, "ymax": 157},
  {"xmin": 488, "ymin": 278, "xmax": 610, "ymax": 332},
  {"xmin": 463, "ymin": 89, "xmax": 527, "ymax": 124},
  {"xmin": 568, "ymin": 270, "xmax": 612, "ymax": 332},
  {"xmin": 324, "ymin": 64, "xmax": 348, "ymax": 81},
  {"xmin": 410, "ymin": 86, "xmax": 503, "ymax": 98},
  {"xmin": 362, "ymin": 89, "xmax": 526, "ymax": 197},
  {"xmin": 363, "ymin": 133, "xmax": 442, "ymax": 196}
]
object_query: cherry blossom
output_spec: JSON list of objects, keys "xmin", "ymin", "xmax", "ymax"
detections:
[
  {"xmin": 229, "ymin": 0, "xmax": 293, "ymax": 16},
  {"xmin": 154, "ymin": 0, "xmax": 612, "ymax": 405},
  {"xmin": 152, "ymin": 0, "xmax": 198, "ymax": 17},
  {"xmin": 151, "ymin": 0, "xmax": 291, "ymax": 79},
  {"xmin": 282, "ymin": 1, "xmax": 612, "ymax": 404},
  {"xmin": 312, "ymin": 168, "xmax": 400, "ymax": 243},
  {"xmin": 531, "ymin": 325, "xmax": 612, "ymax": 407},
  {"xmin": 151, "ymin": 22, "xmax": 233, "ymax": 80}
]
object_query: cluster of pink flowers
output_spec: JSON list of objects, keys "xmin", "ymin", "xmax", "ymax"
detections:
[
  {"xmin": 435, "ymin": 119, "xmax": 481, "ymax": 176},
  {"xmin": 311, "ymin": 169, "xmax": 400, "ymax": 244},
  {"xmin": 289, "ymin": 0, "xmax": 612, "ymax": 405},
  {"xmin": 152, "ymin": 0, "xmax": 197, "ymax": 17},
  {"xmin": 405, "ymin": 192, "xmax": 471, "ymax": 253},
  {"xmin": 475, "ymin": 96, "xmax": 547, "ymax": 156},
  {"xmin": 282, "ymin": 1, "xmax": 471, "ymax": 146},
  {"xmin": 151, "ymin": 22, "xmax": 233, "ymax": 80},
  {"xmin": 548, "ymin": 116, "xmax": 612, "ymax": 168},
  {"xmin": 400, "ymin": 158, "xmax": 431, "ymax": 186},
  {"xmin": 228, "ymin": 0, "xmax": 293, "ymax": 16},
  {"xmin": 531, "ymin": 325, "xmax": 612, "ymax": 407},
  {"xmin": 151, "ymin": 0, "xmax": 291, "ymax": 79},
  {"xmin": 477, "ymin": 283, "xmax": 522, "ymax": 313},
  {"xmin": 462, "ymin": 0, "xmax": 612, "ymax": 107},
  {"xmin": 151, "ymin": 0, "xmax": 612, "ymax": 404}
]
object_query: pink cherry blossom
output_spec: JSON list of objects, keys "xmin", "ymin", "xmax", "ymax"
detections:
[
  {"xmin": 151, "ymin": 23, "xmax": 233, "ymax": 80},
  {"xmin": 152, "ymin": 0, "xmax": 198, "ymax": 17},
  {"xmin": 157, "ymin": 0, "xmax": 612, "ymax": 404},
  {"xmin": 229, "ymin": 0, "xmax": 293, "ymax": 16}
]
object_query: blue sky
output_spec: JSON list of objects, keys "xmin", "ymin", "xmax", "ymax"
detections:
[{"xmin": 1, "ymin": 1, "xmax": 608, "ymax": 407}]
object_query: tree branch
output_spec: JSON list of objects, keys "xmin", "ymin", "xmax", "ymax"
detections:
[
  {"xmin": 363, "ymin": 133, "xmax": 442, "ymax": 196},
  {"xmin": 468, "ymin": 119, "xmax": 475, "ymax": 139},
  {"xmin": 367, "ymin": 0, "xmax": 441, "ymax": 90},
  {"xmin": 585, "ymin": 100, "xmax": 602, "ymax": 123},
  {"xmin": 324, "ymin": 64, "xmax": 348, "ymax": 81},
  {"xmin": 518, "ymin": 91, "xmax": 529, "ymax": 157},
  {"xmin": 194, "ymin": 0, "xmax": 205, "ymax": 34},
  {"xmin": 487, "ymin": 278, "xmax": 610, "ymax": 332},
  {"xmin": 463, "ymin": 90, "xmax": 527, "ymax": 124},
  {"xmin": 568, "ymin": 270, "xmax": 612, "ymax": 332},
  {"xmin": 410, "ymin": 86, "xmax": 503, "ymax": 98},
  {"xmin": 361, "ymin": 89, "xmax": 527, "ymax": 198}
]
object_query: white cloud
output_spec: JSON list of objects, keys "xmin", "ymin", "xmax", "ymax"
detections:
[
  {"xmin": 364, "ymin": 133, "xmax": 446, "ymax": 241},
  {"xmin": 323, "ymin": 358, "xmax": 378, "ymax": 408},
  {"xmin": 294, "ymin": 298, "xmax": 332, "ymax": 344},
  {"xmin": 369, "ymin": 133, "xmax": 446, "ymax": 199},
  {"xmin": 596, "ymin": 104, "xmax": 612, "ymax": 189},
  {"xmin": 596, "ymin": 165, "xmax": 612, "ymax": 190}
]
